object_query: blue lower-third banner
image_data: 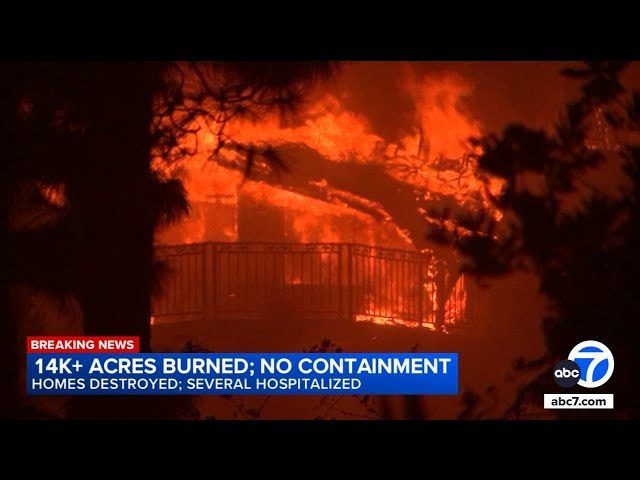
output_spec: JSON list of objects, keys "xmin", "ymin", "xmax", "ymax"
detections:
[{"xmin": 27, "ymin": 353, "xmax": 458, "ymax": 395}]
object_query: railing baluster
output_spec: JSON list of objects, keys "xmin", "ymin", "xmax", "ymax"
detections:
[
  {"xmin": 347, "ymin": 244, "xmax": 353, "ymax": 321},
  {"xmin": 337, "ymin": 245, "xmax": 343, "ymax": 321}
]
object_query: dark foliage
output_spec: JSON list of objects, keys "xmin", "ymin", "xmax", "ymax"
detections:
[
  {"xmin": 4, "ymin": 62, "xmax": 335, "ymax": 419},
  {"xmin": 429, "ymin": 62, "xmax": 640, "ymax": 419}
]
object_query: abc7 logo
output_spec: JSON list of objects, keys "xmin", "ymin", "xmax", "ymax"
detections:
[{"xmin": 553, "ymin": 340, "xmax": 614, "ymax": 388}]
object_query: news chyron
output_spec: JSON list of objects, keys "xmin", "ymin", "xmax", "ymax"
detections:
[
  {"xmin": 544, "ymin": 340, "xmax": 615, "ymax": 410},
  {"xmin": 26, "ymin": 336, "xmax": 459, "ymax": 396}
]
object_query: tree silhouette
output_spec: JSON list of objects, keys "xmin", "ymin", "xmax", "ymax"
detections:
[
  {"xmin": 429, "ymin": 61, "xmax": 640, "ymax": 419},
  {"xmin": 4, "ymin": 61, "xmax": 335, "ymax": 419}
]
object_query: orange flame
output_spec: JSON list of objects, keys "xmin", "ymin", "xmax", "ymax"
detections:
[
  {"xmin": 354, "ymin": 296, "xmax": 439, "ymax": 331},
  {"xmin": 38, "ymin": 182, "xmax": 67, "ymax": 208}
]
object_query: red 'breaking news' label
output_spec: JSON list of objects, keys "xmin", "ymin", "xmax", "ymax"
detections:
[{"xmin": 27, "ymin": 336, "xmax": 140, "ymax": 353}]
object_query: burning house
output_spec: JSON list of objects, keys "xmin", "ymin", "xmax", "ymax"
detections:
[{"xmin": 150, "ymin": 71, "xmax": 499, "ymax": 337}]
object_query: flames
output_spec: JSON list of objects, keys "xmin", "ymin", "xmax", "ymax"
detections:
[
  {"xmin": 353, "ymin": 275, "xmax": 466, "ymax": 332},
  {"xmin": 153, "ymin": 64, "xmax": 505, "ymax": 329},
  {"xmin": 406, "ymin": 73, "xmax": 481, "ymax": 160},
  {"xmin": 38, "ymin": 182, "xmax": 67, "ymax": 208},
  {"xmin": 223, "ymin": 94, "xmax": 385, "ymax": 163}
]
